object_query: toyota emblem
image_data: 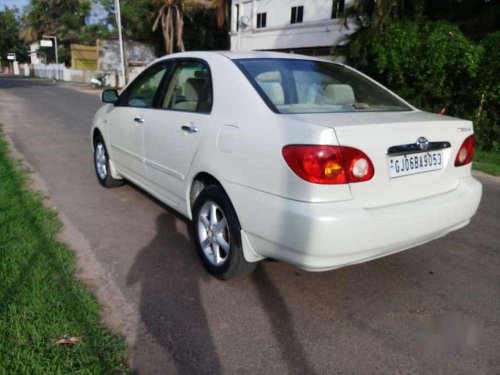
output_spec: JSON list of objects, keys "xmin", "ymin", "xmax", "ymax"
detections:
[{"xmin": 417, "ymin": 137, "xmax": 429, "ymax": 150}]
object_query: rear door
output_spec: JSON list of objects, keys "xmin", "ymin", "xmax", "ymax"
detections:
[{"xmin": 144, "ymin": 59, "xmax": 212, "ymax": 205}]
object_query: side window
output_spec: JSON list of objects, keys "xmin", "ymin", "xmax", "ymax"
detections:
[
  {"xmin": 162, "ymin": 61, "xmax": 212, "ymax": 113},
  {"xmin": 123, "ymin": 63, "xmax": 169, "ymax": 108}
]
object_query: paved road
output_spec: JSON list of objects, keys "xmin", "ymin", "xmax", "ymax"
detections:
[{"xmin": 1, "ymin": 77, "xmax": 499, "ymax": 375}]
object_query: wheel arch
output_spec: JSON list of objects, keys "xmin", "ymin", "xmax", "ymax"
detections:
[
  {"xmin": 92, "ymin": 127, "xmax": 104, "ymax": 147},
  {"xmin": 189, "ymin": 172, "xmax": 225, "ymax": 213},
  {"xmin": 188, "ymin": 171, "xmax": 239, "ymax": 221},
  {"xmin": 92, "ymin": 126, "xmax": 122, "ymax": 181},
  {"xmin": 188, "ymin": 171, "xmax": 264, "ymax": 265}
]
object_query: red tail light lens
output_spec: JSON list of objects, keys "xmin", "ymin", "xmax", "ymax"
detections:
[
  {"xmin": 282, "ymin": 145, "xmax": 375, "ymax": 184},
  {"xmin": 454, "ymin": 135, "xmax": 476, "ymax": 167}
]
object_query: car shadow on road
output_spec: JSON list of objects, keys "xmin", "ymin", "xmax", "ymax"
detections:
[
  {"xmin": 127, "ymin": 212, "xmax": 223, "ymax": 374},
  {"xmin": 125, "ymin": 192, "xmax": 316, "ymax": 374},
  {"xmin": 251, "ymin": 266, "xmax": 317, "ymax": 375}
]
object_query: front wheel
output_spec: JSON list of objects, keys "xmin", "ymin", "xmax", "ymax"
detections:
[
  {"xmin": 192, "ymin": 185, "xmax": 257, "ymax": 280},
  {"xmin": 94, "ymin": 135, "xmax": 124, "ymax": 188}
]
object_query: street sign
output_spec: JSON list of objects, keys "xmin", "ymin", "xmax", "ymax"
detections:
[
  {"xmin": 40, "ymin": 39, "xmax": 53, "ymax": 47},
  {"xmin": 7, "ymin": 53, "xmax": 16, "ymax": 61}
]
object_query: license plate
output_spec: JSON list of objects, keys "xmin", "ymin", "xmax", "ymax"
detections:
[{"xmin": 388, "ymin": 150, "xmax": 443, "ymax": 178}]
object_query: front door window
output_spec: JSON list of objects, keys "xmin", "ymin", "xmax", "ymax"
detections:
[{"xmin": 123, "ymin": 64, "xmax": 169, "ymax": 108}]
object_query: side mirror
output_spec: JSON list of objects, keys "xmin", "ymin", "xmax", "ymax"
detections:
[{"xmin": 101, "ymin": 89, "xmax": 119, "ymax": 104}]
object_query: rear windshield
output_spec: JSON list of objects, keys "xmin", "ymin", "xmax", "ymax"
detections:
[{"xmin": 234, "ymin": 58, "xmax": 412, "ymax": 114}]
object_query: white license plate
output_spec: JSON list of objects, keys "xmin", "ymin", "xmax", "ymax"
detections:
[{"xmin": 388, "ymin": 150, "xmax": 443, "ymax": 178}]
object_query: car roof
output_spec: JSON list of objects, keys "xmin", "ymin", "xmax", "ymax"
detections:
[
  {"xmin": 155, "ymin": 50, "xmax": 331, "ymax": 63},
  {"xmin": 216, "ymin": 50, "xmax": 327, "ymax": 61}
]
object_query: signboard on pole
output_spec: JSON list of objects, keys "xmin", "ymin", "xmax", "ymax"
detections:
[
  {"xmin": 40, "ymin": 39, "xmax": 53, "ymax": 47},
  {"xmin": 7, "ymin": 53, "xmax": 16, "ymax": 61}
]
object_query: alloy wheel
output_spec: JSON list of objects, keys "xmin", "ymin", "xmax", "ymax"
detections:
[
  {"xmin": 95, "ymin": 142, "xmax": 107, "ymax": 180},
  {"xmin": 197, "ymin": 201, "xmax": 230, "ymax": 266}
]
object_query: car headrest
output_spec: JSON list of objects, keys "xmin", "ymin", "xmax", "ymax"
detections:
[
  {"xmin": 259, "ymin": 81, "xmax": 285, "ymax": 105},
  {"xmin": 325, "ymin": 84, "xmax": 355, "ymax": 105},
  {"xmin": 194, "ymin": 70, "xmax": 208, "ymax": 79},
  {"xmin": 256, "ymin": 71, "xmax": 281, "ymax": 82},
  {"xmin": 185, "ymin": 78, "xmax": 206, "ymax": 101}
]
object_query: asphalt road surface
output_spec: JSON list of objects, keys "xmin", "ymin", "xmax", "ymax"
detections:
[{"xmin": 1, "ymin": 77, "xmax": 499, "ymax": 375}]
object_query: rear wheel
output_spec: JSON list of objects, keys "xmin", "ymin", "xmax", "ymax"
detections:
[
  {"xmin": 94, "ymin": 135, "xmax": 124, "ymax": 188},
  {"xmin": 192, "ymin": 185, "xmax": 257, "ymax": 280}
]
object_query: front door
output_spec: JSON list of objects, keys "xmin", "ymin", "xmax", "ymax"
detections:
[
  {"xmin": 144, "ymin": 59, "xmax": 213, "ymax": 206},
  {"xmin": 107, "ymin": 62, "xmax": 170, "ymax": 187}
]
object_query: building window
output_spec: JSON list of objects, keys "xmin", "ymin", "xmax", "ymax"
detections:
[
  {"xmin": 332, "ymin": 0, "xmax": 345, "ymax": 19},
  {"xmin": 256, "ymin": 12, "xmax": 267, "ymax": 28},
  {"xmin": 235, "ymin": 4, "xmax": 240, "ymax": 31},
  {"xmin": 291, "ymin": 6, "xmax": 304, "ymax": 24}
]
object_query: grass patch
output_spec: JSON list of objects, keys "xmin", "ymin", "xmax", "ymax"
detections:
[
  {"xmin": 473, "ymin": 148, "xmax": 500, "ymax": 176},
  {"xmin": 0, "ymin": 132, "xmax": 129, "ymax": 374}
]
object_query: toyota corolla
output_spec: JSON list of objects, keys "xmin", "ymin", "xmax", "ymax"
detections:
[{"xmin": 91, "ymin": 51, "xmax": 482, "ymax": 280}]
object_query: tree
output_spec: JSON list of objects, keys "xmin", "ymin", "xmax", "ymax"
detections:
[
  {"xmin": 152, "ymin": 0, "xmax": 225, "ymax": 54},
  {"xmin": 99, "ymin": 0, "xmax": 228, "ymax": 55},
  {"xmin": 366, "ymin": 20, "xmax": 481, "ymax": 114},
  {"xmin": 335, "ymin": 0, "xmax": 399, "ymax": 67},
  {"xmin": 0, "ymin": 6, "xmax": 28, "ymax": 66},
  {"xmin": 421, "ymin": 0, "xmax": 499, "ymax": 40},
  {"xmin": 20, "ymin": 0, "xmax": 93, "ymax": 64},
  {"xmin": 336, "ymin": 0, "xmax": 499, "ymax": 66},
  {"xmin": 475, "ymin": 32, "xmax": 500, "ymax": 151}
]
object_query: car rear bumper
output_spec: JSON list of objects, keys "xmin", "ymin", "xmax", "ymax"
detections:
[{"xmin": 227, "ymin": 176, "xmax": 482, "ymax": 271}]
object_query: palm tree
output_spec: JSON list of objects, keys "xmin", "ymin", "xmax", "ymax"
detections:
[{"xmin": 152, "ymin": 0, "xmax": 227, "ymax": 55}]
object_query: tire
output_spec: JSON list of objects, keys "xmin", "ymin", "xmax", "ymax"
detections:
[
  {"xmin": 192, "ymin": 185, "xmax": 257, "ymax": 280},
  {"xmin": 93, "ymin": 135, "xmax": 124, "ymax": 188}
]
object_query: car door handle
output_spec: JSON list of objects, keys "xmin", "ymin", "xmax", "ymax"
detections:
[
  {"xmin": 134, "ymin": 117, "xmax": 145, "ymax": 124},
  {"xmin": 181, "ymin": 123, "xmax": 198, "ymax": 134}
]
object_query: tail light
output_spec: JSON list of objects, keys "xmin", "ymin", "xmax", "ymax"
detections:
[
  {"xmin": 454, "ymin": 135, "xmax": 475, "ymax": 167},
  {"xmin": 282, "ymin": 145, "xmax": 374, "ymax": 184}
]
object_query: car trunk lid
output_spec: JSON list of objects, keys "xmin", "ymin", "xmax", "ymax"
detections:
[{"xmin": 287, "ymin": 111, "xmax": 473, "ymax": 208}]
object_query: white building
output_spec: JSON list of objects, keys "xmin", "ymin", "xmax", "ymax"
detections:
[
  {"xmin": 230, "ymin": 0, "xmax": 355, "ymax": 57},
  {"xmin": 29, "ymin": 42, "xmax": 44, "ymax": 65}
]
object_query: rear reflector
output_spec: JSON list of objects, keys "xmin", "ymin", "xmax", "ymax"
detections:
[
  {"xmin": 282, "ymin": 145, "xmax": 375, "ymax": 184},
  {"xmin": 454, "ymin": 135, "xmax": 475, "ymax": 167}
]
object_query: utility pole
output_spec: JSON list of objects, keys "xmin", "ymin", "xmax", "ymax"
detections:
[
  {"xmin": 42, "ymin": 35, "xmax": 58, "ymax": 64},
  {"xmin": 115, "ymin": 0, "xmax": 126, "ymax": 85}
]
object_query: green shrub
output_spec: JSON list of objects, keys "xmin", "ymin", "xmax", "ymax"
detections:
[
  {"xmin": 363, "ymin": 20, "xmax": 500, "ymax": 151},
  {"xmin": 367, "ymin": 21, "xmax": 481, "ymax": 114},
  {"xmin": 475, "ymin": 32, "xmax": 500, "ymax": 151}
]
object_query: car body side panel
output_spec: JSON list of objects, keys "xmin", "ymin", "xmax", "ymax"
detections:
[{"xmin": 183, "ymin": 53, "xmax": 353, "ymax": 219}]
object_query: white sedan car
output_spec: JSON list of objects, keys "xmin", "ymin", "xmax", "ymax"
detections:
[{"xmin": 91, "ymin": 51, "xmax": 482, "ymax": 280}]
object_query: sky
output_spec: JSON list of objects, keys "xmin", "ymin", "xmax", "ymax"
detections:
[
  {"xmin": 0, "ymin": 0, "xmax": 28, "ymax": 9},
  {"xmin": 0, "ymin": 0, "xmax": 107, "ymax": 24}
]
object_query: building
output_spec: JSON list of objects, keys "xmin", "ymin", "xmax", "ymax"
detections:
[
  {"xmin": 29, "ymin": 42, "xmax": 44, "ymax": 65},
  {"xmin": 97, "ymin": 39, "xmax": 157, "ymax": 84},
  {"xmin": 230, "ymin": 0, "xmax": 355, "ymax": 57},
  {"xmin": 71, "ymin": 44, "xmax": 98, "ymax": 70},
  {"xmin": 97, "ymin": 39, "xmax": 156, "ymax": 73}
]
